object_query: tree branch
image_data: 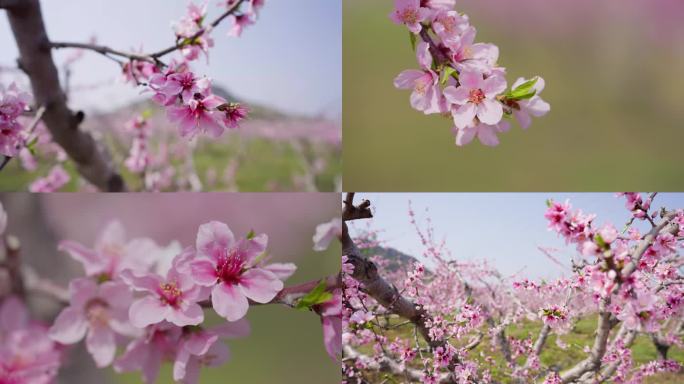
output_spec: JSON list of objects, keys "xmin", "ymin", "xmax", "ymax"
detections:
[
  {"xmin": 342, "ymin": 194, "xmax": 472, "ymax": 384},
  {"xmin": 6, "ymin": 0, "xmax": 125, "ymax": 191},
  {"xmin": 559, "ymin": 211, "xmax": 679, "ymax": 383},
  {"xmin": 49, "ymin": 0, "xmax": 247, "ymax": 65}
]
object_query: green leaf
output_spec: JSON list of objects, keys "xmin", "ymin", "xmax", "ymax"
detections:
[
  {"xmin": 409, "ymin": 32, "xmax": 417, "ymax": 52},
  {"xmin": 141, "ymin": 109, "xmax": 153, "ymax": 119},
  {"xmin": 546, "ymin": 199, "xmax": 553, "ymax": 208},
  {"xmin": 505, "ymin": 77, "xmax": 538, "ymax": 100},
  {"xmin": 440, "ymin": 66, "xmax": 458, "ymax": 86},
  {"xmin": 246, "ymin": 229, "xmax": 256, "ymax": 240},
  {"xmin": 295, "ymin": 280, "xmax": 333, "ymax": 310}
]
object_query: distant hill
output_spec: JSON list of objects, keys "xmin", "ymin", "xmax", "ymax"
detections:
[{"xmin": 362, "ymin": 245, "xmax": 419, "ymax": 272}]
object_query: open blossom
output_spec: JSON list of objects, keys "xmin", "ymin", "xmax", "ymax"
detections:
[
  {"xmin": 313, "ymin": 217, "xmax": 342, "ymax": 251},
  {"xmin": 217, "ymin": 102, "xmax": 249, "ymax": 129},
  {"xmin": 167, "ymin": 93, "xmax": 227, "ymax": 138},
  {"xmin": 389, "ymin": 0, "xmax": 430, "ymax": 34},
  {"xmin": 510, "ymin": 77, "xmax": 551, "ymax": 129},
  {"xmin": 49, "ymin": 278, "xmax": 134, "ymax": 367},
  {"xmin": 28, "ymin": 164, "xmax": 70, "ymax": 193},
  {"xmin": 114, "ymin": 322, "xmax": 182, "ymax": 384},
  {"xmin": 227, "ymin": 14, "xmax": 254, "ymax": 37},
  {"xmin": 173, "ymin": 319, "xmax": 250, "ymax": 384},
  {"xmin": 444, "ymin": 70, "xmax": 506, "ymax": 129},
  {"xmin": 0, "ymin": 297, "xmax": 61, "ymax": 384},
  {"xmin": 394, "ymin": 42, "xmax": 442, "ymax": 114},
  {"xmin": 0, "ymin": 82, "xmax": 30, "ymax": 157},
  {"xmin": 160, "ymin": 72, "xmax": 211, "ymax": 103},
  {"xmin": 538, "ymin": 305, "xmax": 569, "ymax": 331},
  {"xmin": 189, "ymin": 221, "xmax": 284, "ymax": 321},
  {"xmin": 432, "ymin": 10, "xmax": 469, "ymax": 43},
  {"xmin": 445, "ymin": 27, "xmax": 499, "ymax": 73},
  {"xmin": 452, "ymin": 120, "xmax": 510, "ymax": 147},
  {"xmin": 617, "ymin": 291, "xmax": 660, "ymax": 332},
  {"xmin": 58, "ymin": 220, "xmax": 159, "ymax": 279},
  {"xmin": 122, "ymin": 258, "xmax": 207, "ymax": 328}
]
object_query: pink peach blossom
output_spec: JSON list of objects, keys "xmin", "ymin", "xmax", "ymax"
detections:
[
  {"xmin": 189, "ymin": 221, "xmax": 284, "ymax": 321},
  {"xmin": 444, "ymin": 70, "xmax": 506, "ymax": 129}
]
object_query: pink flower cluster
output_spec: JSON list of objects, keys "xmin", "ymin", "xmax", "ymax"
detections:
[
  {"xmin": 47, "ymin": 219, "xmax": 341, "ymax": 383},
  {"xmin": 390, "ymin": 0, "xmax": 550, "ymax": 146},
  {"xmin": 28, "ymin": 164, "xmax": 71, "ymax": 193},
  {"xmin": 0, "ymin": 82, "xmax": 30, "ymax": 157},
  {"xmin": 147, "ymin": 61, "xmax": 249, "ymax": 139},
  {"xmin": 124, "ymin": 115, "xmax": 152, "ymax": 173},
  {"xmin": 0, "ymin": 297, "xmax": 62, "ymax": 384}
]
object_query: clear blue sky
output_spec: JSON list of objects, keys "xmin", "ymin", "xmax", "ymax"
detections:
[
  {"xmin": 0, "ymin": 0, "xmax": 341, "ymax": 118},
  {"xmin": 349, "ymin": 193, "xmax": 684, "ymax": 280}
]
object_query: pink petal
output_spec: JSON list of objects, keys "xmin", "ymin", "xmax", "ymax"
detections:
[
  {"xmin": 322, "ymin": 317, "xmax": 342, "ymax": 361},
  {"xmin": 476, "ymin": 99, "xmax": 503, "ymax": 125},
  {"xmin": 393, "ymin": 70, "xmax": 424, "ymax": 89},
  {"xmin": 58, "ymin": 240, "xmax": 106, "ymax": 276},
  {"xmin": 86, "ymin": 326, "xmax": 116, "ymax": 368},
  {"xmin": 196, "ymin": 221, "xmax": 235, "ymax": 261},
  {"xmin": 95, "ymin": 220, "xmax": 126, "ymax": 251},
  {"xmin": 453, "ymin": 103, "xmax": 477, "ymax": 129},
  {"xmin": 416, "ymin": 42, "xmax": 432, "ymax": 69},
  {"xmin": 185, "ymin": 332, "xmax": 218, "ymax": 356},
  {"xmin": 459, "ymin": 70, "xmax": 482, "ymax": 89},
  {"xmin": 443, "ymin": 85, "xmax": 470, "ymax": 106},
  {"xmin": 0, "ymin": 296, "xmax": 28, "ymax": 332},
  {"xmin": 476, "ymin": 125, "xmax": 500, "ymax": 147},
  {"xmin": 513, "ymin": 109, "xmax": 531, "ymax": 130},
  {"xmin": 129, "ymin": 296, "xmax": 169, "ymax": 328},
  {"xmin": 99, "ymin": 281, "xmax": 133, "ymax": 309},
  {"xmin": 211, "ymin": 283, "xmax": 248, "ymax": 321},
  {"xmin": 454, "ymin": 126, "xmax": 476, "ymax": 146},
  {"xmin": 120, "ymin": 270, "xmax": 163, "ymax": 293},
  {"xmin": 483, "ymin": 74, "xmax": 507, "ymax": 97},
  {"xmin": 49, "ymin": 307, "xmax": 87, "ymax": 344},
  {"xmin": 238, "ymin": 268, "xmax": 283, "ymax": 303},
  {"xmin": 190, "ymin": 259, "xmax": 218, "ymax": 286},
  {"xmin": 173, "ymin": 347, "xmax": 192, "ymax": 382},
  {"xmin": 262, "ymin": 263, "xmax": 297, "ymax": 281},
  {"xmin": 237, "ymin": 234, "xmax": 268, "ymax": 266},
  {"xmin": 167, "ymin": 302, "xmax": 204, "ymax": 327}
]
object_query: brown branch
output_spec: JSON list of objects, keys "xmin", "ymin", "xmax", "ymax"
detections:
[
  {"xmin": 342, "ymin": 195, "xmax": 472, "ymax": 384},
  {"xmin": 0, "ymin": 0, "xmax": 21, "ymax": 10},
  {"xmin": 343, "ymin": 345, "xmax": 452, "ymax": 384},
  {"xmin": 49, "ymin": 0, "xmax": 247, "ymax": 64},
  {"xmin": 6, "ymin": 0, "xmax": 125, "ymax": 191},
  {"xmin": 3, "ymin": 235, "xmax": 25, "ymax": 298}
]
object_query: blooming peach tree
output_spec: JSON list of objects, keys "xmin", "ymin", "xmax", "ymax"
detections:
[
  {"xmin": 0, "ymin": 202, "xmax": 342, "ymax": 383},
  {"xmin": 390, "ymin": 0, "xmax": 550, "ymax": 146},
  {"xmin": 341, "ymin": 193, "xmax": 683, "ymax": 383},
  {"xmin": 0, "ymin": 0, "xmax": 269, "ymax": 191}
]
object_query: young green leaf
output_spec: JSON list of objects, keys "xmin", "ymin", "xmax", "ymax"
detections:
[
  {"xmin": 295, "ymin": 280, "xmax": 333, "ymax": 310},
  {"xmin": 505, "ymin": 77, "xmax": 538, "ymax": 100}
]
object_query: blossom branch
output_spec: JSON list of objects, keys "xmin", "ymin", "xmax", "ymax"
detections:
[
  {"xmin": 342, "ymin": 193, "xmax": 472, "ymax": 384},
  {"xmin": 48, "ymin": 0, "xmax": 247, "ymax": 65},
  {"xmin": 5, "ymin": 0, "xmax": 125, "ymax": 191},
  {"xmin": 559, "ymin": 211, "xmax": 679, "ymax": 383},
  {"xmin": 0, "ymin": 104, "xmax": 46, "ymax": 172}
]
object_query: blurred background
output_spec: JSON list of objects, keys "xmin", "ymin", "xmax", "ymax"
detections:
[
  {"xmin": 0, "ymin": 0, "xmax": 341, "ymax": 191},
  {"xmin": 0, "ymin": 192, "xmax": 341, "ymax": 383},
  {"xmin": 343, "ymin": 0, "xmax": 684, "ymax": 191}
]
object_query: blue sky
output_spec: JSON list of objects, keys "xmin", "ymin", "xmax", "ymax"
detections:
[
  {"xmin": 0, "ymin": 0, "xmax": 341, "ymax": 118},
  {"xmin": 348, "ymin": 193, "xmax": 684, "ymax": 280}
]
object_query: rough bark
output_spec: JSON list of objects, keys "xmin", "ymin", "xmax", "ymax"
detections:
[{"xmin": 5, "ymin": 0, "xmax": 125, "ymax": 191}]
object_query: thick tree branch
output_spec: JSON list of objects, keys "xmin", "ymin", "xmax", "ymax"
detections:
[
  {"xmin": 6, "ymin": 0, "xmax": 125, "ymax": 191},
  {"xmin": 344, "ymin": 345, "xmax": 452, "ymax": 384},
  {"xmin": 342, "ymin": 193, "xmax": 472, "ymax": 384}
]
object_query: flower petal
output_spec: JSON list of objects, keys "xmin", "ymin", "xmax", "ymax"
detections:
[
  {"xmin": 167, "ymin": 302, "xmax": 204, "ymax": 327},
  {"xmin": 190, "ymin": 259, "xmax": 218, "ymax": 286},
  {"xmin": 476, "ymin": 99, "xmax": 503, "ymax": 125},
  {"xmin": 211, "ymin": 283, "xmax": 248, "ymax": 321},
  {"xmin": 86, "ymin": 326, "xmax": 116, "ymax": 368},
  {"xmin": 49, "ymin": 307, "xmax": 87, "ymax": 344},
  {"xmin": 238, "ymin": 268, "xmax": 283, "ymax": 303},
  {"xmin": 129, "ymin": 296, "xmax": 169, "ymax": 328},
  {"xmin": 196, "ymin": 221, "xmax": 235, "ymax": 261}
]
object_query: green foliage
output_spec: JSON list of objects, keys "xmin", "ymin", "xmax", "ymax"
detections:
[{"xmin": 295, "ymin": 280, "xmax": 333, "ymax": 310}]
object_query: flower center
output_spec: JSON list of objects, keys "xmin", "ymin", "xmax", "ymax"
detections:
[
  {"xmin": 159, "ymin": 282, "xmax": 183, "ymax": 307},
  {"xmin": 468, "ymin": 89, "xmax": 485, "ymax": 104},
  {"xmin": 85, "ymin": 298, "xmax": 110, "ymax": 327},
  {"xmin": 215, "ymin": 249, "xmax": 245, "ymax": 284},
  {"xmin": 400, "ymin": 9, "xmax": 419, "ymax": 24}
]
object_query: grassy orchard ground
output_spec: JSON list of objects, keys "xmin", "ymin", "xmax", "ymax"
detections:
[
  {"xmin": 352, "ymin": 316, "xmax": 684, "ymax": 383},
  {"xmin": 0, "ymin": 121, "xmax": 341, "ymax": 192}
]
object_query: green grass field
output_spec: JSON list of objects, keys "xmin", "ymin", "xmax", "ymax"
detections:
[
  {"xmin": 0, "ymin": 137, "xmax": 341, "ymax": 192},
  {"xmin": 353, "ymin": 315, "xmax": 683, "ymax": 383}
]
